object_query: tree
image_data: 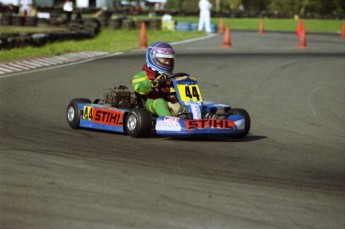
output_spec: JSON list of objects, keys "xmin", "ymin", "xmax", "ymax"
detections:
[
  {"xmin": 182, "ymin": 0, "xmax": 198, "ymax": 12},
  {"xmin": 166, "ymin": 0, "xmax": 186, "ymax": 11},
  {"xmin": 242, "ymin": 0, "xmax": 270, "ymax": 11}
]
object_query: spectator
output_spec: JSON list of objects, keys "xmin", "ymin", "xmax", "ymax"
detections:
[
  {"xmin": 198, "ymin": 0, "xmax": 212, "ymax": 33},
  {"xmin": 19, "ymin": 0, "xmax": 33, "ymax": 18},
  {"xmin": 7, "ymin": 2, "xmax": 18, "ymax": 14},
  {"xmin": 6, "ymin": 0, "xmax": 19, "ymax": 14},
  {"xmin": 63, "ymin": 0, "xmax": 73, "ymax": 23}
]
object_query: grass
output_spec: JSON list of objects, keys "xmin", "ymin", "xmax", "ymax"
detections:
[
  {"xmin": 1, "ymin": 17, "xmax": 343, "ymax": 63},
  {"xmin": 0, "ymin": 26, "xmax": 65, "ymax": 33},
  {"xmin": 0, "ymin": 29, "xmax": 206, "ymax": 63}
]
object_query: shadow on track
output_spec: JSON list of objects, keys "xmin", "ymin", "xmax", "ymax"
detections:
[{"xmin": 165, "ymin": 134, "xmax": 267, "ymax": 142}]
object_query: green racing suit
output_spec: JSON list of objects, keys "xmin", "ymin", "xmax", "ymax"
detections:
[{"xmin": 131, "ymin": 65, "xmax": 174, "ymax": 116}]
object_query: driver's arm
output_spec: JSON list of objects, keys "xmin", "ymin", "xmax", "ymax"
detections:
[{"xmin": 131, "ymin": 71, "xmax": 154, "ymax": 95}]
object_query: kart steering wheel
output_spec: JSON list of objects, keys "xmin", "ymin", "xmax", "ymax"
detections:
[
  {"xmin": 155, "ymin": 73, "xmax": 190, "ymax": 88},
  {"xmin": 167, "ymin": 72, "xmax": 190, "ymax": 79}
]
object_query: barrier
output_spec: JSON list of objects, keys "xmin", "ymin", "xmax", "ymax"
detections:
[
  {"xmin": 11, "ymin": 16, "xmax": 25, "ymax": 26},
  {"xmin": 109, "ymin": 18, "xmax": 122, "ymax": 30},
  {"xmin": 1, "ymin": 13, "xmax": 12, "ymax": 25},
  {"xmin": 210, "ymin": 24, "xmax": 217, "ymax": 33},
  {"xmin": 25, "ymin": 16, "xmax": 38, "ymax": 26},
  {"xmin": 162, "ymin": 20, "xmax": 175, "ymax": 31},
  {"xmin": 191, "ymin": 23, "xmax": 198, "ymax": 31},
  {"xmin": 175, "ymin": 22, "xmax": 191, "ymax": 32},
  {"xmin": 187, "ymin": 22, "xmax": 217, "ymax": 33},
  {"xmin": 0, "ymin": 18, "xmax": 102, "ymax": 51},
  {"xmin": 122, "ymin": 19, "xmax": 135, "ymax": 30},
  {"xmin": 149, "ymin": 18, "xmax": 161, "ymax": 30}
]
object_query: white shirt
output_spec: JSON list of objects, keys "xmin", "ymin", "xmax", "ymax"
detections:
[
  {"xmin": 20, "ymin": 0, "xmax": 32, "ymax": 6},
  {"xmin": 199, "ymin": 0, "xmax": 212, "ymax": 12},
  {"xmin": 19, "ymin": 0, "xmax": 32, "ymax": 11},
  {"xmin": 63, "ymin": 1, "xmax": 73, "ymax": 12}
]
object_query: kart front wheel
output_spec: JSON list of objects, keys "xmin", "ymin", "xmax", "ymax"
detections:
[
  {"xmin": 126, "ymin": 108, "xmax": 152, "ymax": 138},
  {"xmin": 227, "ymin": 108, "xmax": 251, "ymax": 138},
  {"xmin": 67, "ymin": 98, "xmax": 91, "ymax": 129}
]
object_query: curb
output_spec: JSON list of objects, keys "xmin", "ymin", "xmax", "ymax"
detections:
[{"xmin": 0, "ymin": 51, "xmax": 109, "ymax": 76}]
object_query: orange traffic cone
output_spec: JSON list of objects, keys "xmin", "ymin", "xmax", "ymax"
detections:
[
  {"xmin": 297, "ymin": 28, "xmax": 307, "ymax": 48},
  {"xmin": 222, "ymin": 25, "xmax": 232, "ymax": 48},
  {"xmin": 139, "ymin": 22, "xmax": 148, "ymax": 49},
  {"xmin": 218, "ymin": 18, "xmax": 224, "ymax": 33},
  {"xmin": 340, "ymin": 21, "xmax": 345, "ymax": 38},
  {"xmin": 296, "ymin": 19, "xmax": 304, "ymax": 36},
  {"xmin": 258, "ymin": 19, "xmax": 264, "ymax": 34}
]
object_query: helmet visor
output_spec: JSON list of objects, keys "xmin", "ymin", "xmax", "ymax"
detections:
[{"xmin": 156, "ymin": 57, "xmax": 174, "ymax": 67}]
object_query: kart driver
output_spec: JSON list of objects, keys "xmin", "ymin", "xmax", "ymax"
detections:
[
  {"xmin": 131, "ymin": 42, "xmax": 188, "ymax": 118},
  {"xmin": 131, "ymin": 41, "xmax": 225, "ymax": 119}
]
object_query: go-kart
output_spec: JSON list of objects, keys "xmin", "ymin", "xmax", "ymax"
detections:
[{"xmin": 66, "ymin": 73, "xmax": 250, "ymax": 138}]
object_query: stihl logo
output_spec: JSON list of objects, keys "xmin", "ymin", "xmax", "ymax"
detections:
[
  {"xmin": 83, "ymin": 106, "xmax": 123, "ymax": 126},
  {"xmin": 93, "ymin": 108, "xmax": 123, "ymax": 126},
  {"xmin": 185, "ymin": 119, "xmax": 235, "ymax": 131}
]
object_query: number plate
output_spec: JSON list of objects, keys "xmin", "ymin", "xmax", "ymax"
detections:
[{"xmin": 177, "ymin": 84, "xmax": 203, "ymax": 102}]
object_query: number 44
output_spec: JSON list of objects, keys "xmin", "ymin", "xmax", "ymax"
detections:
[{"xmin": 185, "ymin": 86, "xmax": 200, "ymax": 101}]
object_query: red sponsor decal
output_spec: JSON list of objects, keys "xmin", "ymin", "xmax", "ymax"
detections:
[
  {"xmin": 185, "ymin": 119, "xmax": 235, "ymax": 131},
  {"xmin": 92, "ymin": 108, "xmax": 123, "ymax": 126}
]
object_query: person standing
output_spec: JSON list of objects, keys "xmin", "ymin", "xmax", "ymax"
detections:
[
  {"xmin": 19, "ymin": 0, "xmax": 33, "ymax": 18},
  {"xmin": 198, "ymin": 0, "xmax": 212, "ymax": 33},
  {"xmin": 63, "ymin": 0, "xmax": 73, "ymax": 23}
]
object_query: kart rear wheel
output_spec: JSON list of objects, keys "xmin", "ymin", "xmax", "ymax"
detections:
[
  {"xmin": 227, "ymin": 108, "xmax": 251, "ymax": 139},
  {"xmin": 126, "ymin": 108, "xmax": 152, "ymax": 138},
  {"xmin": 67, "ymin": 98, "xmax": 91, "ymax": 129}
]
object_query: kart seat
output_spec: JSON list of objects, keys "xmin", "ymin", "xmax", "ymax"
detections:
[{"xmin": 135, "ymin": 92, "xmax": 147, "ymax": 109}]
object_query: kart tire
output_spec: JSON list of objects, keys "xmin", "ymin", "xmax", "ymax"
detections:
[
  {"xmin": 67, "ymin": 98, "xmax": 91, "ymax": 129},
  {"xmin": 126, "ymin": 108, "xmax": 152, "ymax": 138},
  {"xmin": 227, "ymin": 108, "xmax": 251, "ymax": 138}
]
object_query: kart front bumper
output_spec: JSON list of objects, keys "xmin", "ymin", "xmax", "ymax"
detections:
[{"xmin": 155, "ymin": 115, "xmax": 245, "ymax": 137}]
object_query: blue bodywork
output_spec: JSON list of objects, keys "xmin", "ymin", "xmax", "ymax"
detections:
[
  {"xmin": 155, "ymin": 75, "xmax": 246, "ymax": 137},
  {"xmin": 155, "ymin": 115, "xmax": 245, "ymax": 137},
  {"xmin": 78, "ymin": 103, "xmax": 127, "ymax": 133}
]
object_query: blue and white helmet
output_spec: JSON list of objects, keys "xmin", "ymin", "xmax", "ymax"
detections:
[{"xmin": 146, "ymin": 42, "xmax": 175, "ymax": 74}]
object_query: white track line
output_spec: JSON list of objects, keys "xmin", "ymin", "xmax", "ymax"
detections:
[{"xmin": 0, "ymin": 52, "xmax": 114, "ymax": 79}]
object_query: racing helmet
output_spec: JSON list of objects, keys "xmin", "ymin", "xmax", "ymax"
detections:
[{"xmin": 146, "ymin": 42, "xmax": 175, "ymax": 74}]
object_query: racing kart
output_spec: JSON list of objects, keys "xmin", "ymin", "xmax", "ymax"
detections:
[{"xmin": 66, "ymin": 73, "xmax": 251, "ymax": 138}]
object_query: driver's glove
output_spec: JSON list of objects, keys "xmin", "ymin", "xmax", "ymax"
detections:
[{"xmin": 152, "ymin": 74, "xmax": 168, "ymax": 88}]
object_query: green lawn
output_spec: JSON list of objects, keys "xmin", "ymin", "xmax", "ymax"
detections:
[{"xmin": 0, "ymin": 29, "xmax": 206, "ymax": 63}]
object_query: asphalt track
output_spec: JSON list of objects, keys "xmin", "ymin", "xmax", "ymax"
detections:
[{"xmin": 1, "ymin": 31, "xmax": 345, "ymax": 229}]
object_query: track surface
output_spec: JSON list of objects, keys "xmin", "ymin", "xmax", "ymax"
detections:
[{"xmin": 1, "ymin": 32, "xmax": 345, "ymax": 229}]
